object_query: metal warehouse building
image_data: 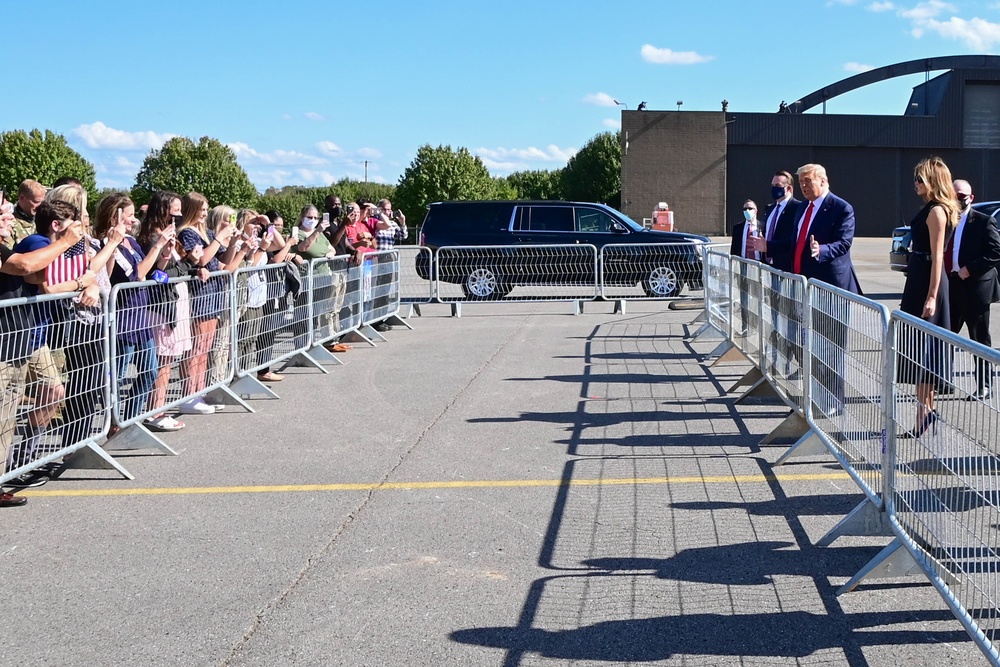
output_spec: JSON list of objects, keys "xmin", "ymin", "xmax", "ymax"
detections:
[{"xmin": 620, "ymin": 55, "xmax": 1000, "ymax": 237}]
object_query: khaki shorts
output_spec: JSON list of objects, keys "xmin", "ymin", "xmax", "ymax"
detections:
[
  {"xmin": 0, "ymin": 360, "xmax": 29, "ymax": 475},
  {"xmin": 25, "ymin": 345, "xmax": 64, "ymax": 388}
]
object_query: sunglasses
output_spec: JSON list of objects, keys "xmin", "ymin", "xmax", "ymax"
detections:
[{"xmin": 914, "ymin": 176, "xmax": 924, "ymax": 184}]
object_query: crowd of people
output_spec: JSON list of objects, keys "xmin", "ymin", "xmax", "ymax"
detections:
[
  {"xmin": 0, "ymin": 180, "xmax": 408, "ymax": 508},
  {"xmin": 733, "ymin": 159, "xmax": 1000, "ymax": 437}
]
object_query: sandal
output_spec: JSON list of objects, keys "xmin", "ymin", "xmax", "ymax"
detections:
[
  {"xmin": 144, "ymin": 415, "xmax": 186, "ymax": 432},
  {"xmin": 327, "ymin": 343, "xmax": 351, "ymax": 353}
]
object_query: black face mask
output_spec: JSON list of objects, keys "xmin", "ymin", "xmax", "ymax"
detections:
[{"xmin": 329, "ymin": 205, "xmax": 342, "ymax": 218}]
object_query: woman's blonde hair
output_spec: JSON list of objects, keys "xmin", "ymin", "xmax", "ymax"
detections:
[
  {"xmin": 915, "ymin": 156, "xmax": 959, "ymax": 229},
  {"xmin": 45, "ymin": 184, "xmax": 87, "ymax": 218},
  {"xmin": 208, "ymin": 205, "xmax": 236, "ymax": 232},
  {"xmin": 178, "ymin": 192, "xmax": 210, "ymax": 240}
]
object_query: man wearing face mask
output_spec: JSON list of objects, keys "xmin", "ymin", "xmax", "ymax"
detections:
[
  {"xmin": 754, "ymin": 170, "xmax": 802, "ymax": 376},
  {"xmin": 730, "ymin": 199, "xmax": 760, "ymax": 336},
  {"xmin": 323, "ymin": 193, "xmax": 344, "ymax": 247},
  {"xmin": 948, "ymin": 180, "xmax": 1000, "ymax": 400}
]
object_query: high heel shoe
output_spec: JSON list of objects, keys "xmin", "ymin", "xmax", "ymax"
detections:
[{"xmin": 900, "ymin": 410, "xmax": 939, "ymax": 439}]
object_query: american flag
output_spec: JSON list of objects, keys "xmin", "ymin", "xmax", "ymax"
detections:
[{"xmin": 46, "ymin": 238, "xmax": 89, "ymax": 286}]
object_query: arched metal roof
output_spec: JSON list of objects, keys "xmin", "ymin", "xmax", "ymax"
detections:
[{"xmin": 791, "ymin": 55, "xmax": 1000, "ymax": 112}]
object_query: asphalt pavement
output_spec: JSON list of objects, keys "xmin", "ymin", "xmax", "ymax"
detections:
[{"xmin": 0, "ymin": 238, "xmax": 991, "ymax": 666}]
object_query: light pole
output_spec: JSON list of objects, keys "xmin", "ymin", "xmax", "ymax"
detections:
[{"xmin": 676, "ymin": 100, "xmax": 683, "ymax": 111}]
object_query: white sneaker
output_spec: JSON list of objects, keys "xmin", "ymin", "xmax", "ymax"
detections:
[{"xmin": 178, "ymin": 399, "xmax": 215, "ymax": 415}]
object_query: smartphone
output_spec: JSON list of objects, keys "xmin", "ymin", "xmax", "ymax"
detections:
[
  {"xmin": 0, "ymin": 187, "xmax": 5, "ymax": 205},
  {"xmin": 322, "ymin": 212, "xmax": 330, "ymax": 225},
  {"xmin": 117, "ymin": 207, "xmax": 123, "ymax": 226},
  {"xmin": 394, "ymin": 209, "xmax": 402, "ymax": 220},
  {"xmin": 267, "ymin": 225, "xmax": 276, "ymax": 238},
  {"xmin": 291, "ymin": 226, "xmax": 299, "ymax": 239}
]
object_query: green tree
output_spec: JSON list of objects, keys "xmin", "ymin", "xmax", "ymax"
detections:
[
  {"xmin": 560, "ymin": 132, "xmax": 621, "ymax": 208},
  {"xmin": 255, "ymin": 179, "xmax": 398, "ymax": 226},
  {"xmin": 505, "ymin": 169, "xmax": 563, "ymax": 200},
  {"xmin": 132, "ymin": 136, "xmax": 258, "ymax": 208},
  {"xmin": 394, "ymin": 145, "xmax": 502, "ymax": 222},
  {"xmin": 0, "ymin": 129, "xmax": 98, "ymax": 204}
]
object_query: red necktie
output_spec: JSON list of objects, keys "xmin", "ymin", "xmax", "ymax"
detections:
[
  {"xmin": 793, "ymin": 203, "xmax": 814, "ymax": 274},
  {"xmin": 745, "ymin": 225, "xmax": 755, "ymax": 259}
]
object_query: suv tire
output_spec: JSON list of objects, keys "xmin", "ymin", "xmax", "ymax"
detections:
[
  {"xmin": 461, "ymin": 267, "xmax": 510, "ymax": 300},
  {"xmin": 642, "ymin": 265, "xmax": 682, "ymax": 298}
]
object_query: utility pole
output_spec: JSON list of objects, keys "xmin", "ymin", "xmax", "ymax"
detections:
[{"xmin": 364, "ymin": 160, "xmax": 368, "ymax": 183}]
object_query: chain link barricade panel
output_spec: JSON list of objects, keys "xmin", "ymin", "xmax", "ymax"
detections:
[
  {"xmin": 887, "ymin": 311, "xmax": 1000, "ymax": 664},
  {"xmin": 806, "ymin": 281, "xmax": 890, "ymax": 507},
  {"xmin": 397, "ymin": 245, "xmax": 434, "ymax": 304},
  {"xmin": 704, "ymin": 249, "xmax": 732, "ymax": 338},
  {"xmin": 729, "ymin": 257, "xmax": 763, "ymax": 365},
  {"xmin": 109, "ymin": 271, "xmax": 235, "ymax": 427},
  {"xmin": 361, "ymin": 250, "xmax": 401, "ymax": 326},
  {"xmin": 758, "ymin": 265, "xmax": 807, "ymax": 413},
  {"xmin": 434, "ymin": 245, "xmax": 599, "ymax": 302},
  {"xmin": 1, "ymin": 292, "xmax": 111, "ymax": 484},
  {"xmin": 598, "ymin": 242, "xmax": 704, "ymax": 300},
  {"xmin": 308, "ymin": 257, "xmax": 357, "ymax": 347}
]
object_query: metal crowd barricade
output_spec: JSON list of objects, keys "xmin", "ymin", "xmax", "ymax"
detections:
[
  {"xmin": 598, "ymin": 242, "xmax": 704, "ymax": 301},
  {"xmin": 785, "ymin": 282, "xmax": 895, "ymax": 566},
  {"xmin": 106, "ymin": 271, "xmax": 250, "ymax": 454},
  {"xmin": 0, "ymin": 292, "xmax": 131, "ymax": 484},
  {"xmin": 396, "ymin": 245, "xmax": 435, "ymax": 316},
  {"xmin": 695, "ymin": 248, "xmax": 733, "ymax": 353},
  {"xmin": 358, "ymin": 250, "xmax": 403, "ymax": 340},
  {"xmin": 689, "ymin": 242, "xmax": 729, "ymax": 336},
  {"xmin": 863, "ymin": 312, "xmax": 1000, "ymax": 664},
  {"xmin": 305, "ymin": 256, "xmax": 359, "ymax": 363},
  {"xmin": 434, "ymin": 245, "xmax": 599, "ymax": 308}
]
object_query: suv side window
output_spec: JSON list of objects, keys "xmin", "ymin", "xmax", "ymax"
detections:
[
  {"xmin": 575, "ymin": 208, "xmax": 619, "ymax": 233},
  {"xmin": 527, "ymin": 206, "xmax": 574, "ymax": 232}
]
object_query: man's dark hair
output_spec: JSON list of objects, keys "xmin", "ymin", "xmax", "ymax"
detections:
[
  {"xmin": 35, "ymin": 200, "xmax": 77, "ymax": 237},
  {"xmin": 774, "ymin": 170, "xmax": 794, "ymax": 186},
  {"xmin": 53, "ymin": 176, "xmax": 84, "ymax": 189},
  {"xmin": 264, "ymin": 210, "xmax": 282, "ymax": 223}
]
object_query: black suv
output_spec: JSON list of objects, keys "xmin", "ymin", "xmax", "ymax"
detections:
[{"xmin": 416, "ymin": 200, "xmax": 710, "ymax": 299}]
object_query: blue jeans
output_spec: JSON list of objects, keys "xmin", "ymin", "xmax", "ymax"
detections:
[{"xmin": 116, "ymin": 337, "xmax": 157, "ymax": 423}]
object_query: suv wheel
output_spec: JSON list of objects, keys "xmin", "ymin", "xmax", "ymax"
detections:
[
  {"xmin": 462, "ymin": 267, "xmax": 508, "ymax": 300},
  {"xmin": 643, "ymin": 266, "xmax": 682, "ymax": 298}
]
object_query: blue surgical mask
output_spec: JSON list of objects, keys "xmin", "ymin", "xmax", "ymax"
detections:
[
  {"xmin": 743, "ymin": 210, "xmax": 755, "ymax": 222},
  {"xmin": 300, "ymin": 218, "xmax": 316, "ymax": 231},
  {"xmin": 771, "ymin": 186, "xmax": 786, "ymax": 200}
]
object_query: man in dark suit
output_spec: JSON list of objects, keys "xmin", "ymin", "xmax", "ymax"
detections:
[
  {"xmin": 949, "ymin": 179, "xmax": 1000, "ymax": 400},
  {"xmin": 751, "ymin": 164, "xmax": 861, "ymax": 416},
  {"xmin": 730, "ymin": 199, "xmax": 760, "ymax": 336},
  {"xmin": 755, "ymin": 171, "xmax": 802, "ymax": 375}
]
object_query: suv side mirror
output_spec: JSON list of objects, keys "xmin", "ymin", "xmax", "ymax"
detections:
[{"xmin": 610, "ymin": 222, "xmax": 628, "ymax": 234}]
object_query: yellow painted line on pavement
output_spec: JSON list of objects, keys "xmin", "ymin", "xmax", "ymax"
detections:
[{"xmin": 18, "ymin": 471, "xmax": 851, "ymax": 498}]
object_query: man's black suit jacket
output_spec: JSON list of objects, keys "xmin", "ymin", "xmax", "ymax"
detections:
[
  {"xmin": 761, "ymin": 197, "xmax": 801, "ymax": 272},
  {"xmin": 951, "ymin": 209, "xmax": 1000, "ymax": 310}
]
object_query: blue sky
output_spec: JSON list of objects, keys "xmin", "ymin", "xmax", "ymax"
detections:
[{"xmin": 7, "ymin": 0, "xmax": 999, "ymax": 191}]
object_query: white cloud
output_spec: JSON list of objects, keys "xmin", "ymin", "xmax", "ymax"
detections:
[
  {"xmin": 843, "ymin": 62, "xmax": 876, "ymax": 72},
  {"xmin": 295, "ymin": 169, "xmax": 338, "ymax": 185},
  {"xmin": 918, "ymin": 15, "xmax": 1000, "ymax": 49},
  {"xmin": 72, "ymin": 122, "xmax": 175, "ymax": 150},
  {"xmin": 304, "ymin": 112, "xmax": 326, "ymax": 121},
  {"xmin": 867, "ymin": 1, "xmax": 895, "ymax": 10},
  {"xmin": 603, "ymin": 118, "xmax": 622, "ymax": 129},
  {"xmin": 114, "ymin": 156, "xmax": 139, "ymax": 169},
  {"xmin": 227, "ymin": 142, "xmax": 329, "ymax": 166},
  {"xmin": 899, "ymin": 0, "xmax": 954, "ymax": 20},
  {"xmin": 357, "ymin": 147, "xmax": 383, "ymax": 159},
  {"xmin": 582, "ymin": 92, "xmax": 620, "ymax": 107},
  {"xmin": 640, "ymin": 44, "xmax": 713, "ymax": 65},
  {"xmin": 316, "ymin": 141, "xmax": 341, "ymax": 154},
  {"xmin": 475, "ymin": 145, "xmax": 577, "ymax": 163}
]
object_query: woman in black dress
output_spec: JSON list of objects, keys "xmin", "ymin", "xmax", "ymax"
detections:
[{"xmin": 899, "ymin": 156, "xmax": 958, "ymax": 436}]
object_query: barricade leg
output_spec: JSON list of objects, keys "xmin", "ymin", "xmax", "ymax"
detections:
[
  {"xmin": 384, "ymin": 314, "xmax": 412, "ymax": 330},
  {"xmin": 404, "ymin": 304, "xmax": 422, "ymax": 318},
  {"xmin": 613, "ymin": 300, "xmax": 626, "ymax": 315},
  {"xmin": 226, "ymin": 374, "xmax": 282, "ymax": 401},
  {"xmin": 760, "ymin": 412, "xmax": 812, "ymax": 445},
  {"xmin": 104, "ymin": 423, "xmax": 179, "ymax": 456},
  {"xmin": 706, "ymin": 340, "xmax": 747, "ymax": 365},
  {"xmin": 282, "ymin": 350, "xmax": 333, "ymax": 371},
  {"xmin": 304, "ymin": 345, "xmax": 344, "ymax": 366},
  {"xmin": 690, "ymin": 308, "xmax": 707, "ymax": 324},
  {"xmin": 689, "ymin": 321, "xmax": 723, "ymax": 341},
  {"xmin": 816, "ymin": 500, "xmax": 893, "ymax": 546},
  {"xmin": 204, "ymin": 383, "xmax": 257, "ymax": 412},
  {"xmin": 773, "ymin": 429, "xmax": 827, "ymax": 463},
  {"xmin": 342, "ymin": 329, "xmax": 375, "ymax": 346},
  {"xmin": 726, "ymin": 366, "xmax": 763, "ymax": 393},
  {"xmin": 836, "ymin": 538, "xmax": 925, "ymax": 596},
  {"xmin": 61, "ymin": 440, "xmax": 134, "ymax": 480},
  {"xmin": 733, "ymin": 377, "xmax": 781, "ymax": 403}
]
